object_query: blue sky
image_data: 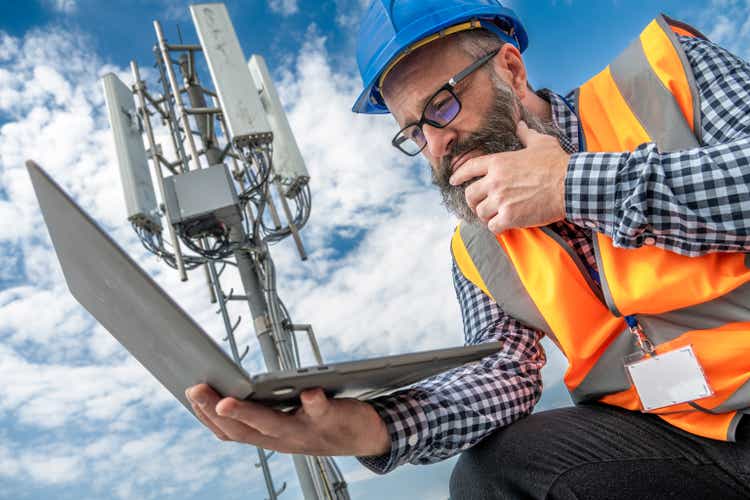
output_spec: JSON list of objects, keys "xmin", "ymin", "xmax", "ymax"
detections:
[{"xmin": 0, "ymin": 1, "xmax": 746, "ymax": 499}]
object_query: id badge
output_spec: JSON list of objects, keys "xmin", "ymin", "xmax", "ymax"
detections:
[{"xmin": 625, "ymin": 345, "xmax": 713, "ymax": 412}]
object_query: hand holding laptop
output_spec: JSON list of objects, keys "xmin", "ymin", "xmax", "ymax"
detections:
[
  {"xmin": 186, "ymin": 383, "xmax": 391, "ymax": 456},
  {"xmin": 26, "ymin": 160, "xmax": 499, "ymax": 450}
]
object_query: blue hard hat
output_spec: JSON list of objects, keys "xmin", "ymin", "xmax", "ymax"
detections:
[{"xmin": 352, "ymin": 0, "xmax": 528, "ymax": 114}]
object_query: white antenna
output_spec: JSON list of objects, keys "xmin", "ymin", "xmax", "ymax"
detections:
[
  {"xmin": 191, "ymin": 3, "xmax": 273, "ymax": 148},
  {"xmin": 249, "ymin": 54, "xmax": 310, "ymax": 198},
  {"xmin": 102, "ymin": 3, "xmax": 350, "ymax": 499},
  {"xmin": 101, "ymin": 73, "xmax": 161, "ymax": 233}
]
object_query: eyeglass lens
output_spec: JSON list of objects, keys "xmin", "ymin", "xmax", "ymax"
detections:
[
  {"xmin": 395, "ymin": 125, "xmax": 427, "ymax": 155},
  {"xmin": 395, "ymin": 90, "xmax": 460, "ymax": 155},
  {"xmin": 424, "ymin": 89, "xmax": 461, "ymax": 125}
]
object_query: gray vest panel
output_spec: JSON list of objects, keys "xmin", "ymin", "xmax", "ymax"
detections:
[
  {"xmin": 455, "ymin": 223, "xmax": 552, "ymax": 336},
  {"xmin": 609, "ymin": 16, "xmax": 702, "ymax": 152}
]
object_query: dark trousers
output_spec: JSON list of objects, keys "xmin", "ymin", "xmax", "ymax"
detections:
[{"xmin": 449, "ymin": 404, "xmax": 750, "ymax": 499}]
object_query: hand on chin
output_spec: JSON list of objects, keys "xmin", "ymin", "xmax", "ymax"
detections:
[{"xmin": 448, "ymin": 121, "xmax": 570, "ymax": 233}]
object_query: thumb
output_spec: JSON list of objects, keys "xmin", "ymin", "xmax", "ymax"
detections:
[
  {"xmin": 516, "ymin": 120, "xmax": 533, "ymax": 147},
  {"xmin": 300, "ymin": 388, "xmax": 330, "ymax": 419}
]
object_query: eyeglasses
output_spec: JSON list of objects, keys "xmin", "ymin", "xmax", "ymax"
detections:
[{"xmin": 391, "ymin": 48, "xmax": 500, "ymax": 157}]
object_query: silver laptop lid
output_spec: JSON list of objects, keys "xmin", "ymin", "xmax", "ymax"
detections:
[{"xmin": 26, "ymin": 160, "xmax": 254, "ymax": 412}]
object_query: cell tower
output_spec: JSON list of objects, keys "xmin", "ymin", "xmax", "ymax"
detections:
[{"xmin": 101, "ymin": 3, "xmax": 350, "ymax": 499}]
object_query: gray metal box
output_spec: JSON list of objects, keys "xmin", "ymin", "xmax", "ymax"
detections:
[
  {"xmin": 101, "ymin": 72, "xmax": 161, "ymax": 232},
  {"xmin": 248, "ymin": 54, "xmax": 310, "ymax": 197},
  {"xmin": 190, "ymin": 3, "xmax": 272, "ymax": 148},
  {"xmin": 162, "ymin": 165, "xmax": 242, "ymax": 230}
]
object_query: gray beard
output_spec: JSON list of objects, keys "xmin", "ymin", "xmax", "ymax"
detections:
[{"xmin": 431, "ymin": 79, "xmax": 561, "ymax": 225}]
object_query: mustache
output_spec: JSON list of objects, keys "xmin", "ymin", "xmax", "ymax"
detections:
[
  {"xmin": 436, "ymin": 121, "xmax": 523, "ymax": 187},
  {"xmin": 430, "ymin": 80, "xmax": 561, "ymax": 225}
]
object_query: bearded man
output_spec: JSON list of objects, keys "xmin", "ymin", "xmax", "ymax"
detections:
[{"xmin": 186, "ymin": 1, "xmax": 750, "ymax": 498}]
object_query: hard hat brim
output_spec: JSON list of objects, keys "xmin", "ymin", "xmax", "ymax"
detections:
[{"xmin": 352, "ymin": 85, "xmax": 389, "ymax": 114}]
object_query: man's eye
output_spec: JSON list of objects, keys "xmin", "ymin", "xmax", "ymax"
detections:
[{"xmin": 433, "ymin": 99, "xmax": 449, "ymax": 110}]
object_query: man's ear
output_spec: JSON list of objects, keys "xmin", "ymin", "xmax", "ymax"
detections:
[{"xmin": 491, "ymin": 43, "xmax": 528, "ymax": 99}]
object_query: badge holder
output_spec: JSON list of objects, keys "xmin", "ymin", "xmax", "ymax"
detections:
[{"xmin": 623, "ymin": 322, "xmax": 713, "ymax": 412}]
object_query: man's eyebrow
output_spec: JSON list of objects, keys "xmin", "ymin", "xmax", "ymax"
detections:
[
  {"xmin": 410, "ymin": 76, "xmax": 467, "ymax": 122},
  {"xmin": 414, "ymin": 88, "xmax": 438, "ymax": 116},
  {"xmin": 406, "ymin": 82, "xmax": 447, "ymax": 124},
  {"xmin": 396, "ymin": 63, "xmax": 468, "ymax": 126}
]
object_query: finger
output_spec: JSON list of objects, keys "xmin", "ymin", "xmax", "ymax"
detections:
[
  {"xmin": 487, "ymin": 209, "xmax": 510, "ymax": 234},
  {"xmin": 516, "ymin": 120, "xmax": 534, "ymax": 148},
  {"xmin": 216, "ymin": 397, "xmax": 298, "ymax": 439},
  {"xmin": 300, "ymin": 388, "xmax": 330, "ymax": 419},
  {"xmin": 464, "ymin": 178, "xmax": 491, "ymax": 212},
  {"xmin": 207, "ymin": 403, "xmax": 289, "ymax": 450},
  {"xmin": 190, "ymin": 401, "xmax": 229, "ymax": 441},
  {"xmin": 475, "ymin": 194, "xmax": 501, "ymax": 224},
  {"xmin": 449, "ymin": 156, "xmax": 489, "ymax": 186},
  {"xmin": 188, "ymin": 384, "xmax": 268, "ymax": 443},
  {"xmin": 187, "ymin": 383, "xmax": 220, "ymax": 404}
]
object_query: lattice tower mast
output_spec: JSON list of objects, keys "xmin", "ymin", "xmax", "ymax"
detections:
[{"xmin": 102, "ymin": 3, "xmax": 351, "ymax": 499}]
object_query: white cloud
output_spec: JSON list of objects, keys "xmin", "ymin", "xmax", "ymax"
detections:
[
  {"xmin": 683, "ymin": 0, "xmax": 750, "ymax": 60},
  {"xmin": 269, "ymin": 0, "xmax": 299, "ymax": 16},
  {"xmin": 0, "ymin": 444, "xmax": 21, "ymax": 477},
  {"xmin": 159, "ymin": 0, "xmax": 192, "ymax": 21},
  {"xmin": 45, "ymin": 0, "xmax": 77, "ymax": 14},
  {"xmin": 19, "ymin": 453, "xmax": 83, "ymax": 484},
  {"xmin": 335, "ymin": 0, "xmax": 371, "ymax": 29}
]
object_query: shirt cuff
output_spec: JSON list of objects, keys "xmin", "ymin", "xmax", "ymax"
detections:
[
  {"xmin": 355, "ymin": 392, "xmax": 432, "ymax": 475},
  {"xmin": 564, "ymin": 151, "xmax": 624, "ymax": 234}
]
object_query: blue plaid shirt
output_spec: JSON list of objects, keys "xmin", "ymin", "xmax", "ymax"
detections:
[{"xmin": 358, "ymin": 35, "xmax": 750, "ymax": 474}]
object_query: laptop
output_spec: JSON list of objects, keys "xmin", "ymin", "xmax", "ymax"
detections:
[{"xmin": 26, "ymin": 160, "xmax": 500, "ymax": 415}]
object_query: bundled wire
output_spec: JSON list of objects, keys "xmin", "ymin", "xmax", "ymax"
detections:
[
  {"xmin": 260, "ymin": 183, "xmax": 311, "ymax": 244},
  {"xmin": 177, "ymin": 220, "xmax": 237, "ymax": 260},
  {"xmin": 237, "ymin": 145, "xmax": 273, "ymax": 200},
  {"xmin": 256, "ymin": 247, "xmax": 301, "ymax": 368},
  {"xmin": 132, "ymin": 222, "xmax": 238, "ymax": 270},
  {"xmin": 231, "ymin": 144, "xmax": 311, "ymax": 245}
]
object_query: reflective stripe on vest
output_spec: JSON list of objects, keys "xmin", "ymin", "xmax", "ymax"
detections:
[
  {"xmin": 451, "ymin": 15, "xmax": 750, "ymax": 441},
  {"xmin": 576, "ymin": 15, "xmax": 701, "ymax": 152}
]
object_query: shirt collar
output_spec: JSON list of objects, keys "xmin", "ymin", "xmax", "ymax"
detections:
[{"xmin": 536, "ymin": 88, "xmax": 580, "ymax": 154}]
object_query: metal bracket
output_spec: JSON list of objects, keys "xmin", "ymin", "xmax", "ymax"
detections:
[
  {"xmin": 253, "ymin": 315, "xmax": 272, "ymax": 334},
  {"xmin": 121, "ymin": 105, "xmax": 142, "ymax": 134},
  {"xmin": 239, "ymin": 345, "xmax": 249, "ymax": 361}
]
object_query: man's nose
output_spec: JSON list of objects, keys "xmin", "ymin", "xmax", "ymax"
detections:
[{"xmin": 422, "ymin": 123, "xmax": 456, "ymax": 159}]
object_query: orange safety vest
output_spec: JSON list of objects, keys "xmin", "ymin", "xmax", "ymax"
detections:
[{"xmin": 451, "ymin": 14, "xmax": 750, "ymax": 441}]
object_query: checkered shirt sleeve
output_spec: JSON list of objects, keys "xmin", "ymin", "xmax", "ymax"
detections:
[
  {"xmin": 565, "ymin": 36, "xmax": 750, "ymax": 256},
  {"xmin": 356, "ymin": 260, "xmax": 545, "ymax": 474}
]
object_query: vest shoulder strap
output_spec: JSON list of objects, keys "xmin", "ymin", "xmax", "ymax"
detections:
[
  {"xmin": 577, "ymin": 14, "xmax": 702, "ymax": 153},
  {"xmin": 662, "ymin": 14, "xmax": 709, "ymax": 40}
]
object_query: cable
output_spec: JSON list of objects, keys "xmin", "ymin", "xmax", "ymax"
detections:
[
  {"xmin": 177, "ymin": 222, "xmax": 236, "ymax": 260},
  {"xmin": 132, "ymin": 222, "xmax": 239, "ymax": 270}
]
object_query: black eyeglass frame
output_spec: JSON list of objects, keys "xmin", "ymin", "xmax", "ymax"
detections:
[{"xmin": 391, "ymin": 48, "xmax": 501, "ymax": 157}]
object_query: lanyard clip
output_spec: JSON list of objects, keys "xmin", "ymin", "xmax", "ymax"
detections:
[{"xmin": 629, "ymin": 323, "xmax": 655, "ymax": 355}]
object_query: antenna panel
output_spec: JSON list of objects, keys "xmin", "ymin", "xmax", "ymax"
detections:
[
  {"xmin": 190, "ymin": 3, "xmax": 272, "ymax": 147},
  {"xmin": 101, "ymin": 73, "xmax": 161, "ymax": 231},
  {"xmin": 248, "ymin": 54, "xmax": 310, "ymax": 197}
]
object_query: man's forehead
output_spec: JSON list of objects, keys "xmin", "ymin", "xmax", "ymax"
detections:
[{"xmin": 382, "ymin": 38, "xmax": 470, "ymax": 120}]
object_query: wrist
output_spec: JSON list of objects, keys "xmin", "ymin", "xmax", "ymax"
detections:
[
  {"xmin": 359, "ymin": 401, "xmax": 391, "ymax": 456},
  {"xmin": 557, "ymin": 153, "xmax": 571, "ymax": 221}
]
